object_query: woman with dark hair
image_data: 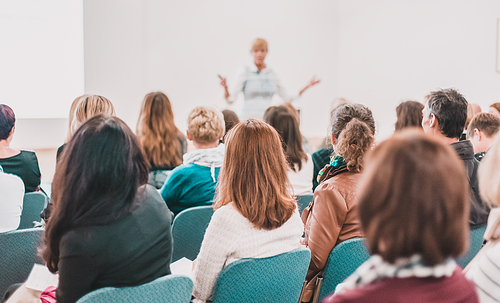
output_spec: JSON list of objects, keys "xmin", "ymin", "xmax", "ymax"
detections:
[
  {"xmin": 136, "ymin": 92, "xmax": 187, "ymax": 188},
  {"xmin": 42, "ymin": 115, "xmax": 173, "ymax": 303},
  {"xmin": 324, "ymin": 130, "xmax": 477, "ymax": 302},
  {"xmin": 192, "ymin": 119, "xmax": 303, "ymax": 302},
  {"xmin": 394, "ymin": 100, "xmax": 424, "ymax": 131},
  {"xmin": 300, "ymin": 104, "xmax": 375, "ymax": 302},
  {"xmin": 0, "ymin": 104, "xmax": 41, "ymax": 192},
  {"xmin": 264, "ymin": 105, "xmax": 313, "ymax": 195}
]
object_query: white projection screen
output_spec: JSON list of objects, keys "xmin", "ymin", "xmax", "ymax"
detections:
[{"xmin": 0, "ymin": 0, "xmax": 84, "ymax": 118}]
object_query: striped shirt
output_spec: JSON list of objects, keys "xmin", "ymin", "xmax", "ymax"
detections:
[{"xmin": 466, "ymin": 241, "xmax": 500, "ymax": 302}]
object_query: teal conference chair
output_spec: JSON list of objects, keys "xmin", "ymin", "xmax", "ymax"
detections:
[
  {"xmin": 0, "ymin": 228, "xmax": 44, "ymax": 296},
  {"xmin": 211, "ymin": 248, "xmax": 311, "ymax": 303},
  {"xmin": 456, "ymin": 224, "xmax": 487, "ymax": 268},
  {"xmin": 316, "ymin": 238, "xmax": 370, "ymax": 302},
  {"xmin": 296, "ymin": 194, "xmax": 314, "ymax": 215},
  {"xmin": 171, "ymin": 205, "xmax": 214, "ymax": 262},
  {"xmin": 76, "ymin": 275, "xmax": 193, "ymax": 303},
  {"xmin": 18, "ymin": 192, "xmax": 47, "ymax": 230}
]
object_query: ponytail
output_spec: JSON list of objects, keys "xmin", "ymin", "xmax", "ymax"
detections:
[{"xmin": 336, "ymin": 119, "xmax": 374, "ymax": 172}]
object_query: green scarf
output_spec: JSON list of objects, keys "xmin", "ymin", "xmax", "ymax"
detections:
[{"xmin": 317, "ymin": 155, "xmax": 347, "ymax": 183}]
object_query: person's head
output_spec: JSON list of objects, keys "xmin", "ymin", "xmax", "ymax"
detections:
[
  {"xmin": 44, "ymin": 115, "xmax": 149, "ymax": 272},
  {"xmin": 331, "ymin": 104, "xmax": 376, "ymax": 172},
  {"xmin": 65, "ymin": 95, "xmax": 88, "ymax": 142},
  {"xmin": 136, "ymin": 91, "xmax": 183, "ymax": 168},
  {"xmin": 263, "ymin": 105, "xmax": 307, "ymax": 172},
  {"xmin": 221, "ymin": 109, "xmax": 239, "ymax": 142},
  {"xmin": 467, "ymin": 113, "xmax": 500, "ymax": 154},
  {"xmin": 489, "ymin": 103, "xmax": 500, "ymax": 119},
  {"xmin": 0, "ymin": 104, "xmax": 15, "ymax": 142},
  {"xmin": 394, "ymin": 100, "xmax": 424, "ymax": 131},
  {"xmin": 215, "ymin": 119, "xmax": 296, "ymax": 230},
  {"xmin": 251, "ymin": 38, "xmax": 268, "ymax": 65},
  {"xmin": 422, "ymin": 88, "xmax": 468, "ymax": 140},
  {"xmin": 282, "ymin": 102, "xmax": 300, "ymax": 123},
  {"xmin": 71, "ymin": 95, "xmax": 115, "ymax": 135},
  {"xmin": 187, "ymin": 106, "xmax": 225, "ymax": 148},
  {"xmin": 359, "ymin": 129, "xmax": 469, "ymax": 265}
]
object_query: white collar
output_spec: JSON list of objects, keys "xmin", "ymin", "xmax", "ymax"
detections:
[{"xmin": 249, "ymin": 62, "xmax": 268, "ymax": 73}]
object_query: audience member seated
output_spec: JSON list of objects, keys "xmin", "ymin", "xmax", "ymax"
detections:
[
  {"xmin": 324, "ymin": 130, "xmax": 478, "ymax": 303},
  {"xmin": 160, "ymin": 106, "xmax": 225, "ymax": 216},
  {"xmin": 394, "ymin": 100, "xmax": 424, "ymax": 131},
  {"xmin": 136, "ymin": 92, "xmax": 187, "ymax": 188},
  {"xmin": 0, "ymin": 165, "xmax": 24, "ymax": 233},
  {"xmin": 466, "ymin": 133, "xmax": 500, "ymax": 302},
  {"xmin": 422, "ymin": 88, "xmax": 489, "ymax": 225},
  {"xmin": 192, "ymin": 119, "xmax": 303, "ymax": 302},
  {"xmin": 221, "ymin": 109, "xmax": 239, "ymax": 143},
  {"xmin": 467, "ymin": 113, "xmax": 500, "ymax": 161},
  {"xmin": 488, "ymin": 102, "xmax": 500, "ymax": 119},
  {"xmin": 56, "ymin": 95, "xmax": 115, "ymax": 160},
  {"xmin": 301, "ymin": 103, "xmax": 375, "ymax": 302},
  {"xmin": 0, "ymin": 104, "xmax": 41, "ymax": 192},
  {"xmin": 6, "ymin": 115, "xmax": 174, "ymax": 303},
  {"xmin": 264, "ymin": 105, "xmax": 313, "ymax": 195}
]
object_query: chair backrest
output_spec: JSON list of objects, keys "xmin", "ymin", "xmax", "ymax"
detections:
[
  {"xmin": 76, "ymin": 274, "xmax": 193, "ymax": 303},
  {"xmin": 456, "ymin": 224, "xmax": 487, "ymax": 268},
  {"xmin": 171, "ymin": 205, "xmax": 214, "ymax": 262},
  {"xmin": 18, "ymin": 192, "xmax": 47, "ymax": 230},
  {"xmin": 0, "ymin": 228, "xmax": 44, "ymax": 296},
  {"xmin": 296, "ymin": 194, "xmax": 314, "ymax": 215},
  {"xmin": 211, "ymin": 248, "xmax": 311, "ymax": 303},
  {"xmin": 318, "ymin": 238, "xmax": 370, "ymax": 301}
]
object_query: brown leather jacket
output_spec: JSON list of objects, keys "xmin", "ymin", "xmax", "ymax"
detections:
[{"xmin": 300, "ymin": 169, "xmax": 363, "ymax": 301}]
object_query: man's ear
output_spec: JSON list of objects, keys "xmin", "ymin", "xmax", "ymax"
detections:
[
  {"xmin": 474, "ymin": 128, "xmax": 482, "ymax": 141},
  {"xmin": 429, "ymin": 114, "xmax": 438, "ymax": 129}
]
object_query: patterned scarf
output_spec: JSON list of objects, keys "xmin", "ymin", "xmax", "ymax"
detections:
[
  {"xmin": 316, "ymin": 155, "xmax": 348, "ymax": 184},
  {"xmin": 336, "ymin": 254, "xmax": 457, "ymax": 294}
]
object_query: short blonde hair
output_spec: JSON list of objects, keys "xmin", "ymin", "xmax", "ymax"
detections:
[
  {"xmin": 479, "ymin": 133, "xmax": 500, "ymax": 207},
  {"xmin": 188, "ymin": 106, "xmax": 224, "ymax": 144},
  {"xmin": 71, "ymin": 95, "xmax": 115, "ymax": 135},
  {"xmin": 251, "ymin": 38, "xmax": 268, "ymax": 52}
]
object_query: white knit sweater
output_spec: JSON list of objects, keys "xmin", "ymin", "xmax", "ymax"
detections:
[{"xmin": 192, "ymin": 202, "xmax": 304, "ymax": 301}]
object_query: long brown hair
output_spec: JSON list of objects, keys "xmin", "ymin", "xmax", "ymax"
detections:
[
  {"xmin": 44, "ymin": 115, "xmax": 149, "ymax": 272},
  {"xmin": 136, "ymin": 92, "xmax": 184, "ymax": 168},
  {"xmin": 395, "ymin": 100, "xmax": 424, "ymax": 131},
  {"xmin": 332, "ymin": 104, "xmax": 376, "ymax": 172},
  {"xmin": 263, "ymin": 105, "xmax": 308, "ymax": 171},
  {"xmin": 358, "ymin": 130, "xmax": 469, "ymax": 265},
  {"xmin": 214, "ymin": 119, "xmax": 296, "ymax": 230}
]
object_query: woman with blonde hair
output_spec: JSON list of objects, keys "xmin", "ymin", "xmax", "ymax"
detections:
[
  {"xmin": 219, "ymin": 38, "xmax": 320, "ymax": 120},
  {"xmin": 136, "ymin": 92, "xmax": 187, "ymax": 188},
  {"xmin": 192, "ymin": 119, "xmax": 303, "ymax": 302},
  {"xmin": 300, "ymin": 103, "xmax": 375, "ymax": 302},
  {"xmin": 57, "ymin": 95, "xmax": 115, "ymax": 160}
]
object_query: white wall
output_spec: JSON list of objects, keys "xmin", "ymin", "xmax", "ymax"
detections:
[
  {"xmin": 83, "ymin": 0, "xmax": 339, "ymax": 138},
  {"xmin": 336, "ymin": 0, "xmax": 500, "ymax": 140}
]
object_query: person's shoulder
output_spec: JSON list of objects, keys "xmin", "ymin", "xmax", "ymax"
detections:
[
  {"xmin": 0, "ymin": 171, "xmax": 24, "ymax": 189},
  {"xmin": 19, "ymin": 150, "xmax": 39, "ymax": 164}
]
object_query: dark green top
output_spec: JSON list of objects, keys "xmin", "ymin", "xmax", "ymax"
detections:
[
  {"xmin": 57, "ymin": 185, "xmax": 173, "ymax": 303},
  {"xmin": 312, "ymin": 148, "xmax": 334, "ymax": 191},
  {"xmin": 0, "ymin": 150, "xmax": 41, "ymax": 192}
]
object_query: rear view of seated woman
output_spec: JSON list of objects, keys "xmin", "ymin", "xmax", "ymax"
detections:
[
  {"xmin": 161, "ymin": 106, "xmax": 225, "ymax": 216},
  {"xmin": 264, "ymin": 105, "xmax": 313, "ymax": 195},
  {"xmin": 136, "ymin": 92, "xmax": 187, "ymax": 189},
  {"xmin": 325, "ymin": 130, "xmax": 478, "ymax": 303},
  {"xmin": 192, "ymin": 119, "xmax": 303, "ymax": 302},
  {"xmin": 0, "ymin": 104, "xmax": 41, "ymax": 192},
  {"xmin": 42, "ymin": 115, "xmax": 173, "ymax": 303}
]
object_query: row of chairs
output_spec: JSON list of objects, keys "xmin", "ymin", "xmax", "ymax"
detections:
[{"xmin": 17, "ymin": 192, "xmax": 47, "ymax": 230}]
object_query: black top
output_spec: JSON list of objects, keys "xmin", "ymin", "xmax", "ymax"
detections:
[
  {"xmin": 311, "ymin": 148, "xmax": 334, "ymax": 191},
  {"xmin": 0, "ymin": 150, "xmax": 41, "ymax": 192},
  {"xmin": 56, "ymin": 185, "xmax": 174, "ymax": 303}
]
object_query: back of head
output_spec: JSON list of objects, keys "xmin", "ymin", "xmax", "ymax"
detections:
[
  {"xmin": 490, "ymin": 102, "xmax": 500, "ymax": 115},
  {"xmin": 71, "ymin": 95, "xmax": 115, "ymax": 135},
  {"xmin": 479, "ymin": 133, "xmax": 500, "ymax": 207},
  {"xmin": 45, "ymin": 115, "xmax": 149, "ymax": 272},
  {"xmin": 188, "ymin": 106, "xmax": 225, "ymax": 145},
  {"xmin": 137, "ymin": 92, "xmax": 182, "ymax": 168},
  {"xmin": 332, "ymin": 104, "xmax": 376, "ymax": 172},
  {"xmin": 424, "ymin": 88, "xmax": 468, "ymax": 139},
  {"xmin": 215, "ymin": 119, "xmax": 296, "ymax": 230},
  {"xmin": 263, "ymin": 105, "xmax": 307, "ymax": 172},
  {"xmin": 222, "ymin": 109, "xmax": 240, "ymax": 136},
  {"xmin": 0, "ymin": 104, "xmax": 15, "ymax": 140},
  {"xmin": 467, "ymin": 113, "xmax": 500, "ymax": 140},
  {"xmin": 395, "ymin": 100, "xmax": 424, "ymax": 131},
  {"xmin": 359, "ymin": 129, "xmax": 469, "ymax": 265}
]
